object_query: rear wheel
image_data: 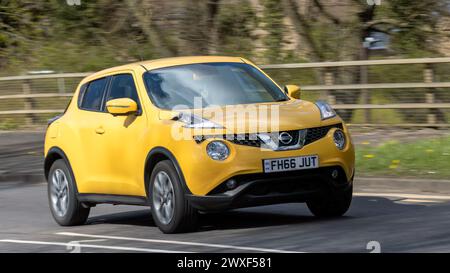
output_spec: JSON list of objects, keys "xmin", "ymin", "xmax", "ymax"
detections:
[
  {"xmin": 48, "ymin": 159, "xmax": 90, "ymax": 226},
  {"xmin": 307, "ymin": 184, "xmax": 353, "ymax": 218},
  {"xmin": 149, "ymin": 160, "xmax": 198, "ymax": 233}
]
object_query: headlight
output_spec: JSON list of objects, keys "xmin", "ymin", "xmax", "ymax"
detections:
[
  {"xmin": 176, "ymin": 112, "xmax": 223, "ymax": 129},
  {"xmin": 315, "ymin": 101, "xmax": 336, "ymax": 120},
  {"xmin": 333, "ymin": 129, "xmax": 346, "ymax": 150},
  {"xmin": 206, "ymin": 141, "xmax": 230, "ymax": 161}
]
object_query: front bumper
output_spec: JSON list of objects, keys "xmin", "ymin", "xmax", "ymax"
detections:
[
  {"xmin": 186, "ymin": 166, "xmax": 353, "ymax": 211},
  {"xmin": 174, "ymin": 121, "xmax": 355, "ymax": 196}
]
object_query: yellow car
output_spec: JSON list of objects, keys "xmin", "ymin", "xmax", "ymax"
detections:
[{"xmin": 44, "ymin": 56, "xmax": 355, "ymax": 233}]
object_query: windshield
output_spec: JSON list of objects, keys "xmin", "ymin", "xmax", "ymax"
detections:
[{"xmin": 143, "ymin": 62, "xmax": 288, "ymax": 109}]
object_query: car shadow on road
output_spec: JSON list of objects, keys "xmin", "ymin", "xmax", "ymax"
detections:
[
  {"xmin": 86, "ymin": 209, "xmax": 155, "ymax": 226},
  {"xmin": 85, "ymin": 196, "xmax": 428, "ymax": 232}
]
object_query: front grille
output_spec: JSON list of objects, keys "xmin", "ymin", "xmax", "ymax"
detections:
[
  {"xmin": 277, "ymin": 130, "xmax": 300, "ymax": 147},
  {"xmin": 195, "ymin": 133, "xmax": 261, "ymax": 147},
  {"xmin": 229, "ymin": 134, "xmax": 261, "ymax": 147},
  {"xmin": 194, "ymin": 123, "xmax": 343, "ymax": 148},
  {"xmin": 304, "ymin": 123, "xmax": 343, "ymax": 145}
]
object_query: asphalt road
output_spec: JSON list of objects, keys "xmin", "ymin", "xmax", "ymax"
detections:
[
  {"xmin": 0, "ymin": 181, "xmax": 450, "ymax": 253},
  {"xmin": 0, "ymin": 131, "xmax": 44, "ymax": 180}
]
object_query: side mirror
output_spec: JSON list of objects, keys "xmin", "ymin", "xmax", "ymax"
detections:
[
  {"xmin": 106, "ymin": 98, "xmax": 138, "ymax": 115},
  {"xmin": 284, "ymin": 85, "xmax": 301, "ymax": 99}
]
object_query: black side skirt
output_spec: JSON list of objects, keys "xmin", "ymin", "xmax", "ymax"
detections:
[{"xmin": 77, "ymin": 194, "xmax": 149, "ymax": 206}]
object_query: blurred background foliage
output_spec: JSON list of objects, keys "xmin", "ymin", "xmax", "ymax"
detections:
[
  {"xmin": 1, "ymin": 0, "xmax": 450, "ymax": 74},
  {"xmin": 1, "ymin": 0, "xmax": 450, "ymax": 127}
]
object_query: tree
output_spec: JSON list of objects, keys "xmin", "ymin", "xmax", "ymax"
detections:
[
  {"xmin": 280, "ymin": 0, "xmax": 448, "ymax": 122},
  {"xmin": 0, "ymin": 0, "xmax": 51, "ymax": 69}
]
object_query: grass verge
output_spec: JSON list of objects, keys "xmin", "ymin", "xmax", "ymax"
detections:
[{"xmin": 356, "ymin": 135, "xmax": 450, "ymax": 179}]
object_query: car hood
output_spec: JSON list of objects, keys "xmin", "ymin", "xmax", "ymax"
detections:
[{"xmin": 160, "ymin": 99, "xmax": 325, "ymax": 134}]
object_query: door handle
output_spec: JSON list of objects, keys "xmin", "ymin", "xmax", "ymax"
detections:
[{"xmin": 95, "ymin": 127, "xmax": 105, "ymax": 135}]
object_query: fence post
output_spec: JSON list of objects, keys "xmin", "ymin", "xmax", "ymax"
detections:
[
  {"xmin": 22, "ymin": 79, "xmax": 35, "ymax": 126},
  {"xmin": 57, "ymin": 77, "xmax": 66, "ymax": 93},
  {"xmin": 423, "ymin": 64, "xmax": 436, "ymax": 126},
  {"xmin": 324, "ymin": 70, "xmax": 335, "ymax": 104},
  {"xmin": 360, "ymin": 64, "xmax": 371, "ymax": 124}
]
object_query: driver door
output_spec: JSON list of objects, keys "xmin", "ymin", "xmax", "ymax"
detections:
[{"xmin": 98, "ymin": 72, "xmax": 148, "ymax": 196}]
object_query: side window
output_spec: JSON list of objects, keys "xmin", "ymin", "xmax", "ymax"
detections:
[
  {"xmin": 106, "ymin": 74, "xmax": 140, "ymax": 106},
  {"xmin": 80, "ymin": 78, "xmax": 107, "ymax": 111}
]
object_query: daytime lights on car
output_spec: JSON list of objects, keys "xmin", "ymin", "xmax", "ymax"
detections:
[
  {"xmin": 315, "ymin": 101, "xmax": 336, "ymax": 120},
  {"xmin": 176, "ymin": 112, "xmax": 223, "ymax": 129},
  {"xmin": 333, "ymin": 129, "xmax": 346, "ymax": 150},
  {"xmin": 206, "ymin": 141, "xmax": 230, "ymax": 161}
]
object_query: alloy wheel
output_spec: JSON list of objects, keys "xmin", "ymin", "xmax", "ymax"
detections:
[
  {"xmin": 152, "ymin": 171, "xmax": 175, "ymax": 225},
  {"xmin": 50, "ymin": 169, "xmax": 69, "ymax": 217}
]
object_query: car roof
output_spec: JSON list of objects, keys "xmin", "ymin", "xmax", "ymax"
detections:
[
  {"xmin": 140, "ymin": 56, "xmax": 245, "ymax": 70},
  {"xmin": 82, "ymin": 56, "xmax": 245, "ymax": 84}
]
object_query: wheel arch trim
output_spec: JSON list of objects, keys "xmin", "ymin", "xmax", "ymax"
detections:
[
  {"xmin": 144, "ymin": 147, "xmax": 191, "ymax": 196},
  {"xmin": 44, "ymin": 146, "xmax": 79, "ymax": 194}
]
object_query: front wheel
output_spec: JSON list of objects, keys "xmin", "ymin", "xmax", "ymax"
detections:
[
  {"xmin": 48, "ymin": 159, "xmax": 90, "ymax": 226},
  {"xmin": 307, "ymin": 184, "xmax": 353, "ymax": 218},
  {"xmin": 149, "ymin": 160, "xmax": 198, "ymax": 233}
]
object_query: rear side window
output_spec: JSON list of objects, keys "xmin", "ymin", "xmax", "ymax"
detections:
[
  {"xmin": 106, "ymin": 74, "xmax": 140, "ymax": 105},
  {"xmin": 80, "ymin": 78, "xmax": 108, "ymax": 111}
]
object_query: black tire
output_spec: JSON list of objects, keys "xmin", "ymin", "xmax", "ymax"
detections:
[
  {"xmin": 149, "ymin": 160, "xmax": 198, "ymax": 233},
  {"xmin": 47, "ymin": 159, "xmax": 90, "ymax": 226},
  {"xmin": 307, "ymin": 184, "xmax": 353, "ymax": 218}
]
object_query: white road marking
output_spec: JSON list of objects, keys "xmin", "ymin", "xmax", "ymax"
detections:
[
  {"xmin": 70, "ymin": 239, "xmax": 107, "ymax": 243},
  {"xmin": 0, "ymin": 239, "xmax": 190, "ymax": 253},
  {"xmin": 354, "ymin": 192, "xmax": 450, "ymax": 201},
  {"xmin": 57, "ymin": 232, "xmax": 301, "ymax": 253},
  {"xmin": 399, "ymin": 199, "xmax": 441, "ymax": 203}
]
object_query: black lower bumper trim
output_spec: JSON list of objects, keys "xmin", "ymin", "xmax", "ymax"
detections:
[{"xmin": 186, "ymin": 166, "xmax": 352, "ymax": 211}]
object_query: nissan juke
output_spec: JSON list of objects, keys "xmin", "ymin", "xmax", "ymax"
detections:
[{"xmin": 44, "ymin": 56, "xmax": 355, "ymax": 233}]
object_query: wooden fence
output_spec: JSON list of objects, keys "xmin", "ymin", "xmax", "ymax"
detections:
[{"xmin": 0, "ymin": 57, "xmax": 449, "ymax": 128}]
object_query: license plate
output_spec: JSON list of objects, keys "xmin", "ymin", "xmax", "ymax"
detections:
[{"xmin": 263, "ymin": 155, "xmax": 319, "ymax": 173}]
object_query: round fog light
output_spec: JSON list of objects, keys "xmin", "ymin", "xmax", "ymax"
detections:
[
  {"xmin": 206, "ymin": 141, "xmax": 230, "ymax": 161},
  {"xmin": 331, "ymin": 169, "xmax": 339, "ymax": 179},
  {"xmin": 226, "ymin": 179, "xmax": 237, "ymax": 190},
  {"xmin": 333, "ymin": 129, "xmax": 346, "ymax": 150}
]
